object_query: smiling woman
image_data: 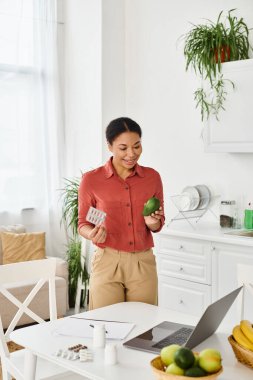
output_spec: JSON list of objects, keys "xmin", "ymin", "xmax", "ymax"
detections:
[{"xmin": 78, "ymin": 117, "xmax": 165, "ymax": 311}]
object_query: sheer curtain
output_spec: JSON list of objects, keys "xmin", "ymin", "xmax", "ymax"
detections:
[{"xmin": 0, "ymin": 0, "xmax": 66, "ymax": 257}]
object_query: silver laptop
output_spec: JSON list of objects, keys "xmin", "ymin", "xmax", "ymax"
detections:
[{"xmin": 123, "ymin": 286, "xmax": 242, "ymax": 353}]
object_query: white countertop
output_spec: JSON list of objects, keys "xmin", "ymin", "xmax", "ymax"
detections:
[{"xmin": 159, "ymin": 221, "xmax": 253, "ymax": 247}]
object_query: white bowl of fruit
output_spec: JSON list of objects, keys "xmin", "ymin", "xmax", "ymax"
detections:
[{"xmin": 150, "ymin": 344, "xmax": 223, "ymax": 379}]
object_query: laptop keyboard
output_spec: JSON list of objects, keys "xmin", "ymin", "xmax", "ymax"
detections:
[{"xmin": 152, "ymin": 327, "xmax": 193, "ymax": 348}]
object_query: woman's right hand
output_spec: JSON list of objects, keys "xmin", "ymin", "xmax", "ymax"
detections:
[{"xmin": 88, "ymin": 225, "xmax": 107, "ymax": 244}]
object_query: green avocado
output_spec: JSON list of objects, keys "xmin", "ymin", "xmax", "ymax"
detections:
[
  {"xmin": 184, "ymin": 367, "xmax": 207, "ymax": 377},
  {"xmin": 142, "ymin": 197, "xmax": 160, "ymax": 216}
]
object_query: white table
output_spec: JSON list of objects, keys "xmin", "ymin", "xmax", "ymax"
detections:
[{"xmin": 10, "ymin": 302, "xmax": 253, "ymax": 380}]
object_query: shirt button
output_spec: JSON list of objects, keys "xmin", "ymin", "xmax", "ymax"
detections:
[
  {"xmin": 129, "ymin": 241, "xmax": 133, "ymax": 245},
  {"xmin": 125, "ymin": 186, "xmax": 128, "ymax": 190},
  {"xmin": 126, "ymin": 203, "xmax": 130, "ymax": 207},
  {"xmin": 128, "ymin": 222, "xmax": 132, "ymax": 226}
]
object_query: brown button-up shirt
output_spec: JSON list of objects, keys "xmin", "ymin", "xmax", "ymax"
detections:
[{"xmin": 78, "ymin": 158, "xmax": 165, "ymax": 252}]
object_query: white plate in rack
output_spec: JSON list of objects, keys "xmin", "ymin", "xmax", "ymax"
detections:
[
  {"xmin": 195, "ymin": 184, "xmax": 211, "ymax": 209},
  {"xmin": 181, "ymin": 186, "xmax": 200, "ymax": 211},
  {"xmin": 178, "ymin": 192, "xmax": 191, "ymax": 211}
]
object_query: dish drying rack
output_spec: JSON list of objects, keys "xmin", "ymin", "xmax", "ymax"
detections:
[{"xmin": 168, "ymin": 194, "xmax": 219, "ymax": 229}]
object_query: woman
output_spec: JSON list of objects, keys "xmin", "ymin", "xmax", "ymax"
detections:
[{"xmin": 78, "ymin": 117, "xmax": 165, "ymax": 310}]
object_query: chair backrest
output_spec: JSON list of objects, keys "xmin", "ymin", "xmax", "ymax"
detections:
[
  {"xmin": 81, "ymin": 237, "xmax": 93, "ymax": 275},
  {"xmin": 0, "ymin": 258, "xmax": 57, "ymax": 342},
  {"xmin": 237, "ymin": 263, "xmax": 253, "ymax": 320},
  {"xmin": 74, "ymin": 238, "xmax": 92, "ymax": 314}
]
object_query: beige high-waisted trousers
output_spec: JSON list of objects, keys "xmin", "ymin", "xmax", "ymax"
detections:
[{"xmin": 88, "ymin": 247, "xmax": 158, "ymax": 310}]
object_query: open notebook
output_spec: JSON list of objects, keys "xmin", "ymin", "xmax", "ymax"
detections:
[{"xmin": 54, "ymin": 317, "xmax": 135, "ymax": 340}]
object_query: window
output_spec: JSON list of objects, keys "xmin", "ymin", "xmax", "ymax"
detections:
[
  {"xmin": 0, "ymin": 1, "xmax": 47, "ymax": 210},
  {"xmin": 0, "ymin": 0, "xmax": 65, "ymax": 257}
]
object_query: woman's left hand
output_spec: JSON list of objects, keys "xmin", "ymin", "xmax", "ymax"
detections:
[{"xmin": 144, "ymin": 207, "xmax": 164, "ymax": 231}]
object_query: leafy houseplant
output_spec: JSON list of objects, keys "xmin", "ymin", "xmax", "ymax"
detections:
[
  {"xmin": 183, "ymin": 9, "xmax": 252, "ymax": 121},
  {"xmin": 61, "ymin": 177, "xmax": 80, "ymax": 237},
  {"xmin": 60, "ymin": 176, "xmax": 89, "ymax": 308},
  {"xmin": 66, "ymin": 238, "xmax": 89, "ymax": 308}
]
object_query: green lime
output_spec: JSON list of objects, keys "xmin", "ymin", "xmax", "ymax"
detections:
[
  {"xmin": 142, "ymin": 197, "xmax": 160, "ymax": 216},
  {"xmin": 174, "ymin": 347, "xmax": 195, "ymax": 369},
  {"xmin": 184, "ymin": 367, "xmax": 207, "ymax": 377}
]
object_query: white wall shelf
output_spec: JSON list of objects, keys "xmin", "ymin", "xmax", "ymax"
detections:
[{"xmin": 204, "ymin": 58, "xmax": 253, "ymax": 153}]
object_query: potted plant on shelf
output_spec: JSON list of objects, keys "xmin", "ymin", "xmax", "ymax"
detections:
[
  {"xmin": 60, "ymin": 176, "xmax": 89, "ymax": 308},
  {"xmin": 182, "ymin": 9, "xmax": 252, "ymax": 121}
]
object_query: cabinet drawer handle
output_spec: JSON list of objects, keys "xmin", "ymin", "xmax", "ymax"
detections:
[
  {"xmin": 179, "ymin": 299, "xmax": 184, "ymax": 304},
  {"xmin": 179, "ymin": 266, "xmax": 184, "ymax": 271},
  {"xmin": 179, "ymin": 245, "xmax": 184, "ymax": 250}
]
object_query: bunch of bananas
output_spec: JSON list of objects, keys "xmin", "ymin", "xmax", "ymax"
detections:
[{"xmin": 232, "ymin": 320, "xmax": 253, "ymax": 351}]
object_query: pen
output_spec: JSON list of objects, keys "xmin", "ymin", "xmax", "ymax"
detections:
[
  {"xmin": 89, "ymin": 324, "xmax": 108, "ymax": 334},
  {"xmin": 70, "ymin": 317, "xmax": 130, "ymax": 323}
]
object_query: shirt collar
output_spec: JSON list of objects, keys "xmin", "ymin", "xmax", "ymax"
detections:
[
  {"xmin": 104, "ymin": 157, "xmax": 145, "ymax": 178},
  {"xmin": 104, "ymin": 158, "xmax": 114, "ymax": 178}
]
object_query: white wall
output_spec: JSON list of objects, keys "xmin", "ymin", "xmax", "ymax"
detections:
[
  {"xmin": 101, "ymin": 0, "xmax": 126, "ymax": 160},
  {"xmin": 64, "ymin": 0, "xmax": 103, "ymax": 176},
  {"xmin": 64, "ymin": 0, "xmax": 253, "ymax": 224},
  {"xmin": 64, "ymin": 0, "xmax": 126, "ymax": 173},
  {"xmin": 124, "ymin": 0, "xmax": 253, "ymax": 222}
]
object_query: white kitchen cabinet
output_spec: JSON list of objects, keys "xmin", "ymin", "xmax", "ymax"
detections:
[
  {"xmin": 212, "ymin": 242, "xmax": 253, "ymax": 324},
  {"xmin": 156, "ymin": 235, "xmax": 212, "ymax": 316},
  {"xmin": 158, "ymin": 275, "xmax": 211, "ymax": 317},
  {"xmin": 203, "ymin": 58, "xmax": 253, "ymax": 153},
  {"xmin": 156, "ymin": 226, "xmax": 253, "ymax": 321}
]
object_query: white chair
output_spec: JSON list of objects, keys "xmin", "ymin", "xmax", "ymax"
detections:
[
  {"xmin": 237, "ymin": 263, "xmax": 253, "ymax": 321},
  {"xmin": 0, "ymin": 259, "xmax": 85, "ymax": 380}
]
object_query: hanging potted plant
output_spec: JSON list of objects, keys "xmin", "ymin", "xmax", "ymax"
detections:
[
  {"xmin": 60, "ymin": 176, "xmax": 89, "ymax": 308},
  {"xmin": 182, "ymin": 9, "xmax": 252, "ymax": 121}
]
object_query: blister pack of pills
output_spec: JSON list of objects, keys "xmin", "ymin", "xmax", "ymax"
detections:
[
  {"xmin": 79, "ymin": 349, "xmax": 93, "ymax": 362},
  {"xmin": 86, "ymin": 206, "xmax": 106, "ymax": 225},
  {"xmin": 55, "ymin": 349, "xmax": 79, "ymax": 360},
  {"xmin": 54, "ymin": 344, "xmax": 93, "ymax": 362}
]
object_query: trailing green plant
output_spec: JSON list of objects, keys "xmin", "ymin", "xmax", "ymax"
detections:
[
  {"xmin": 194, "ymin": 76, "xmax": 235, "ymax": 121},
  {"xmin": 182, "ymin": 9, "xmax": 252, "ymax": 121},
  {"xmin": 60, "ymin": 175, "xmax": 89, "ymax": 308}
]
